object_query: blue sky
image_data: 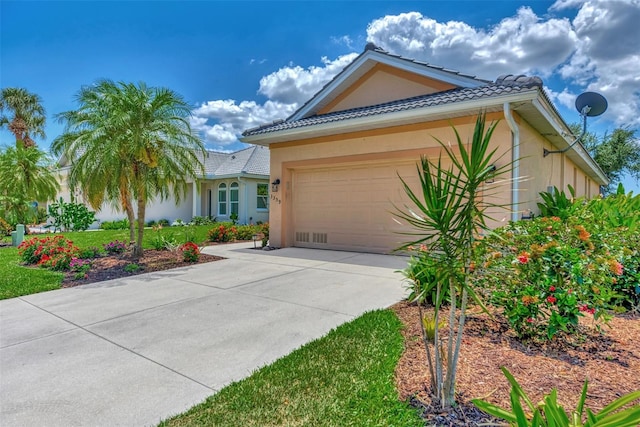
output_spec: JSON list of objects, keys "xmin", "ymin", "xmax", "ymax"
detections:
[{"xmin": 2, "ymin": 0, "xmax": 639, "ymax": 191}]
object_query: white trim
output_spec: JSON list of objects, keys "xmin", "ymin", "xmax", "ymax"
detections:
[
  {"xmin": 291, "ymin": 50, "xmax": 486, "ymax": 121},
  {"xmin": 217, "ymin": 182, "xmax": 227, "ymax": 216}
]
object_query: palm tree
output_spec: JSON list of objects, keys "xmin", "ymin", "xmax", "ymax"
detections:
[
  {"xmin": 53, "ymin": 80, "xmax": 205, "ymax": 256},
  {"xmin": 0, "ymin": 87, "xmax": 46, "ymax": 148},
  {"xmin": 0, "ymin": 144, "xmax": 59, "ymax": 224}
]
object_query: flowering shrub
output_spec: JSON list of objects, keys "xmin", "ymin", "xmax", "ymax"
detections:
[
  {"xmin": 103, "ymin": 240, "xmax": 127, "ymax": 255},
  {"xmin": 18, "ymin": 236, "xmax": 79, "ymax": 271},
  {"xmin": 207, "ymin": 223, "xmax": 237, "ymax": 243},
  {"xmin": 475, "ymin": 213, "xmax": 624, "ymax": 340},
  {"xmin": 180, "ymin": 241, "xmax": 200, "ymax": 262}
]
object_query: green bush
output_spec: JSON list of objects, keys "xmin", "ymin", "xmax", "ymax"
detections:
[
  {"xmin": 100, "ymin": 218, "xmax": 130, "ymax": 230},
  {"xmin": 157, "ymin": 218, "xmax": 170, "ymax": 227},
  {"xmin": 537, "ymin": 185, "xmax": 578, "ymax": 220},
  {"xmin": 146, "ymin": 219, "xmax": 156, "ymax": 227},
  {"xmin": 78, "ymin": 246, "xmax": 102, "ymax": 259},
  {"xmin": 46, "ymin": 198, "xmax": 96, "ymax": 231},
  {"xmin": 402, "ymin": 250, "xmax": 449, "ymax": 306},
  {"xmin": 191, "ymin": 216, "xmax": 215, "ymax": 226}
]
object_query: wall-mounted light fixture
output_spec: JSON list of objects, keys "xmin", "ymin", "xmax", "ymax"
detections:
[
  {"xmin": 485, "ymin": 164, "xmax": 497, "ymax": 183},
  {"xmin": 544, "ymin": 92, "xmax": 607, "ymax": 157},
  {"xmin": 271, "ymin": 178, "xmax": 281, "ymax": 193}
]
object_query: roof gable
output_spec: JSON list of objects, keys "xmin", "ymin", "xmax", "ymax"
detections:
[
  {"xmin": 206, "ymin": 145, "xmax": 269, "ymax": 178},
  {"xmin": 290, "ymin": 44, "xmax": 489, "ymax": 121}
]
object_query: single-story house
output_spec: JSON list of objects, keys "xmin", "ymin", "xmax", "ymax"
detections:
[
  {"xmin": 241, "ymin": 44, "xmax": 608, "ymax": 254},
  {"xmin": 55, "ymin": 145, "xmax": 270, "ymax": 226}
]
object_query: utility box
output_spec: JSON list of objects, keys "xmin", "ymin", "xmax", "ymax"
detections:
[{"xmin": 11, "ymin": 224, "xmax": 25, "ymax": 247}]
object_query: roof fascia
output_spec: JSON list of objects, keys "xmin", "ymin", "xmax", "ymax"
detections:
[
  {"xmin": 531, "ymin": 97, "xmax": 609, "ymax": 185},
  {"xmin": 243, "ymin": 90, "xmax": 537, "ymax": 145},
  {"xmin": 204, "ymin": 173, "xmax": 269, "ymax": 180},
  {"xmin": 290, "ymin": 50, "xmax": 485, "ymax": 121}
]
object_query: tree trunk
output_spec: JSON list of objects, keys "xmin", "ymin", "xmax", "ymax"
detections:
[{"xmin": 134, "ymin": 191, "xmax": 146, "ymax": 258}]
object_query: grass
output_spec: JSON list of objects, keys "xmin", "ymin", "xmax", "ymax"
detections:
[
  {"xmin": 0, "ymin": 225, "xmax": 216, "ymax": 300},
  {"xmin": 160, "ymin": 310, "xmax": 423, "ymax": 427},
  {"xmin": 0, "ymin": 247, "xmax": 63, "ymax": 299}
]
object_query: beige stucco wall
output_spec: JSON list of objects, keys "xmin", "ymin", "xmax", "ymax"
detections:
[
  {"xmin": 268, "ymin": 114, "xmax": 516, "ymax": 248},
  {"xmin": 326, "ymin": 68, "xmax": 451, "ymax": 113}
]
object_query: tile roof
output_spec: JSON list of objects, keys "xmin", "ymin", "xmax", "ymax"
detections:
[
  {"xmin": 202, "ymin": 145, "xmax": 269, "ymax": 177},
  {"xmin": 243, "ymin": 79, "xmax": 541, "ymax": 137}
]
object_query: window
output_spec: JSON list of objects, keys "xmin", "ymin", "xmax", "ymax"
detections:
[
  {"xmin": 218, "ymin": 183, "xmax": 227, "ymax": 215},
  {"xmin": 230, "ymin": 182, "xmax": 239, "ymax": 216},
  {"xmin": 257, "ymin": 183, "xmax": 268, "ymax": 210}
]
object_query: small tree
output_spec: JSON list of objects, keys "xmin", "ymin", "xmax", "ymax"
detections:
[{"xmin": 395, "ymin": 113, "xmax": 508, "ymax": 410}]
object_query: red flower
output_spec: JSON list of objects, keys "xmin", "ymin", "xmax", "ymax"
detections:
[
  {"xmin": 517, "ymin": 252, "xmax": 530, "ymax": 264},
  {"xmin": 546, "ymin": 296, "xmax": 557, "ymax": 304},
  {"xmin": 526, "ymin": 317, "xmax": 534, "ymax": 323},
  {"xmin": 549, "ymin": 286, "xmax": 556, "ymax": 292}
]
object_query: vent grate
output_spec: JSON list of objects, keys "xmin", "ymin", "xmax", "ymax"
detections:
[
  {"xmin": 295, "ymin": 231, "xmax": 310, "ymax": 243},
  {"xmin": 313, "ymin": 233, "xmax": 328, "ymax": 244}
]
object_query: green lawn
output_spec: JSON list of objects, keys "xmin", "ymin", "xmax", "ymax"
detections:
[
  {"xmin": 0, "ymin": 225, "xmax": 215, "ymax": 300},
  {"xmin": 160, "ymin": 310, "xmax": 423, "ymax": 427}
]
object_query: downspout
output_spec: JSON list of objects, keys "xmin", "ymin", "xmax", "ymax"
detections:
[{"xmin": 503, "ymin": 103, "xmax": 520, "ymax": 222}]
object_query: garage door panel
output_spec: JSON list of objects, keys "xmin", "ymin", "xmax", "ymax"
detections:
[{"xmin": 292, "ymin": 160, "xmax": 432, "ymax": 253}]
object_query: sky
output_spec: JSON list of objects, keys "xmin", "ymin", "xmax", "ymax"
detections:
[{"xmin": 1, "ymin": 0, "xmax": 639, "ymax": 192}]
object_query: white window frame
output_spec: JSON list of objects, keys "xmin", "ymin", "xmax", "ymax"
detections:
[
  {"xmin": 257, "ymin": 183, "xmax": 269, "ymax": 211},
  {"xmin": 218, "ymin": 183, "xmax": 227, "ymax": 216},
  {"xmin": 229, "ymin": 182, "xmax": 239, "ymax": 216}
]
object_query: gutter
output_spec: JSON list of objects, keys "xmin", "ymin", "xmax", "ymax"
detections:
[{"xmin": 503, "ymin": 103, "xmax": 520, "ymax": 223}]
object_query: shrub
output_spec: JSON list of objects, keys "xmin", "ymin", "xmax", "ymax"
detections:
[
  {"xmin": 100, "ymin": 218, "xmax": 129, "ymax": 230},
  {"xmin": 191, "ymin": 216, "xmax": 215, "ymax": 226},
  {"xmin": 235, "ymin": 224, "xmax": 259, "ymax": 241},
  {"xmin": 207, "ymin": 222, "xmax": 237, "ymax": 243},
  {"xmin": 0, "ymin": 217, "xmax": 13, "ymax": 236},
  {"xmin": 124, "ymin": 263, "xmax": 140, "ymax": 273},
  {"xmin": 18, "ymin": 236, "xmax": 79, "ymax": 271},
  {"xmin": 260, "ymin": 222, "xmax": 269, "ymax": 247},
  {"xmin": 157, "ymin": 218, "xmax": 170, "ymax": 227},
  {"xmin": 146, "ymin": 219, "xmax": 156, "ymax": 227},
  {"xmin": 402, "ymin": 249, "xmax": 449, "ymax": 306},
  {"xmin": 180, "ymin": 241, "xmax": 200, "ymax": 262},
  {"xmin": 70, "ymin": 257, "xmax": 92, "ymax": 273},
  {"xmin": 46, "ymin": 198, "xmax": 96, "ymax": 231},
  {"xmin": 537, "ymin": 185, "xmax": 578, "ymax": 220},
  {"xmin": 103, "ymin": 240, "xmax": 127, "ymax": 255},
  {"xmin": 78, "ymin": 246, "xmax": 102, "ymax": 259}
]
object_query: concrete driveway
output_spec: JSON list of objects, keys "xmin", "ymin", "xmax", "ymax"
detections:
[{"xmin": 0, "ymin": 243, "xmax": 407, "ymax": 426}]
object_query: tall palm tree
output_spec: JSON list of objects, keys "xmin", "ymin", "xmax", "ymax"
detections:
[
  {"xmin": 0, "ymin": 87, "xmax": 46, "ymax": 148},
  {"xmin": 53, "ymin": 80, "xmax": 205, "ymax": 256},
  {"xmin": 0, "ymin": 144, "xmax": 59, "ymax": 224}
]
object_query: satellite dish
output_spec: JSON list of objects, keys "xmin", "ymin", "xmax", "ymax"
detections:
[{"xmin": 575, "ymin": 92, "xmax": 607, "ymax": 117}]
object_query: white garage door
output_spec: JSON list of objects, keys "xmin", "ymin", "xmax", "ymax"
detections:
[{"xmin": 292, "ymin": 161, "xmax": 423, "ymax": 254}]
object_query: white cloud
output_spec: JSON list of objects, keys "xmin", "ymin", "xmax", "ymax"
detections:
[
  {"xmin": 366, "ymin": 8, "xmax": 576, "ymax": 79},
  {"xmin": 331, "ymin": 35, "xmax": 355, "ymax": 49},
  {"xmin": 258, "ymin": 53, "xmax": 358, "ymax": 104},
  {"xmin": 366, "ymin": 2, "xmax": 640, "ymax": 127},
  {"xmin": 192, "ymin": 54, "xmax": 358, "ymax": 149}
]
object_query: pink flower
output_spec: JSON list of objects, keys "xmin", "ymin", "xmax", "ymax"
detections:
[
  {"xmin": 526, "ymin": 318, "xmax": 534, "ymax": 323},
  {"xmin": 609, "ymin": 260, "xmax": 623, "ymax": 276},
  {"xmin": 549, "ymin": 286, "xmax": 556, "ymax": 292},
  {"xmin": 546, "ymin": 296, "xmax": 557, "ymax": 304}
]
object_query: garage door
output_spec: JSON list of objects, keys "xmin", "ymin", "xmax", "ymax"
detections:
[{"xmin": 292, "ymin": 161, "xmax": 423, "ymax": 254}]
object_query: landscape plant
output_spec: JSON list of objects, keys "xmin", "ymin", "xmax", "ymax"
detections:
[
  {"xmin": 180, "ymin": 241, "xmax": 200, "ymax": 262},
  {"xmin": 103, "ymin": 240, "xmax": 127, "ymax": 255},
  {"xmin": 18, "ymin": 235, "xmax": 79, "ymax": 271},
  {"xmin": 207, "ymin": 222, "xmax": 237, "ymax": 243},
  {"xmin": 395, "ymin": 113, "xmax": 508, "ymax": 410},
  {"xmin": 0, "ymin": 87, "xmax": 46, "ymax": 148},
  {"xmin": 472, "ymin": 367, "xmax": 640, "ymax": 426},
  {"xmin": 99, "ymin": 218, "xmax": 130, "ymax": 230},
  {"xmin": 47, "ymin": 197, "xmax": 96, "ymax": 231}
]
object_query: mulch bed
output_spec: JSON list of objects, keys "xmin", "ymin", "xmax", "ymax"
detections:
[
  {"xmin": 392, "ymin": 301, "xmax": 640, "ymax": 426},
  {"xmin": 61, "ymin": 249, "xmax": 224, "ymax": 287}
]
